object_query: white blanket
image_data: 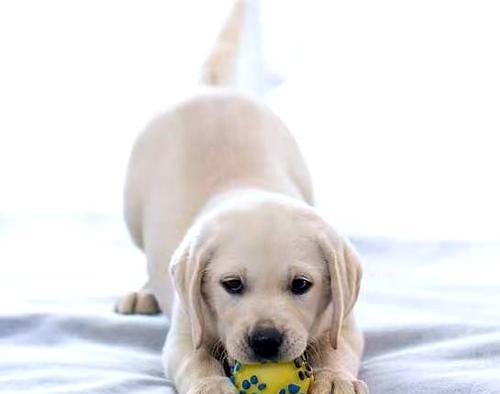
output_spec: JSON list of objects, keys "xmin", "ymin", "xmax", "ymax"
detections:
[{"xmin": 1, "ymin": 217, "xmax": 499, "ymax": 393}]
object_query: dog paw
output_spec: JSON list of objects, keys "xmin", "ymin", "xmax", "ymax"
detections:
[
  {"xmin": 310, "ymin": 375, "xmax": 368, "ymax": 394},
  {"xmin": 115, "ymin": 291, "xmax": 160, "ymax": 315},
  {"xmin": 187, "ymin": 377, "xmax": 238, "ymax": 394}
]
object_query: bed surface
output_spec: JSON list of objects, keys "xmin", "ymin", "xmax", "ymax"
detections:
[{"xmin": 1, "ymin": 217, "xmax": 499, "ymax": 393}]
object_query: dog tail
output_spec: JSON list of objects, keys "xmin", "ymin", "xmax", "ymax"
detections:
[{"xmin": 199, "ymin": 0, "xmax": 246, "ymax": 86}]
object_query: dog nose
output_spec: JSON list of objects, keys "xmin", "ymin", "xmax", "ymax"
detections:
[{"xmin": 248, "ymin": 327, "xmax": 283, "ymax": 360}]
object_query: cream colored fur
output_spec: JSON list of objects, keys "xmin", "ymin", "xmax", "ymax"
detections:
[{"xmin": 119, "ymin": 1, "xmax": 368, "ymax": 393}]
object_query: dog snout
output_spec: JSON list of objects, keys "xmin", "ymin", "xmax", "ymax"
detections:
[{"xmin": 248, "ymin": 326, "xmax": 283, "ymax": 360}]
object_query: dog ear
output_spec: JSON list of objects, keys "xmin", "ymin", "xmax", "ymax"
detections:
[
  {"xmin": 317, "ymin": 229, "xmax": 363, "ymax": 350},
  {"xmin": 169, "ymin": 229, "xmax": 215, "ymax": 349}
]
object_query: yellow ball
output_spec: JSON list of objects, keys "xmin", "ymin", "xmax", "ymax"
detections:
[{"xmin": 230, "ymin": 357, "xmax": 314, "ymax": 394}]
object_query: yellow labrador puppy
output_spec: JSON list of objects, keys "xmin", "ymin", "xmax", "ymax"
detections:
[{"xmin": 118, "ymin": 1, "xmax": 368, "ymax": 394}]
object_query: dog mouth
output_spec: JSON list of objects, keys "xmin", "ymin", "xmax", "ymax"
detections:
[
  {"xmin": 221, "ymin": 325, "xmax": 308, "ymax": 364},
  {"xmin": 224, "ymin": 337, "xmax": 307, "ymax": 364}
]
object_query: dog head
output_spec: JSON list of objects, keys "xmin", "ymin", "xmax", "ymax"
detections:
[{"xmin": 170, "ymin": 192, "xmax": 362, "ymax": 362}]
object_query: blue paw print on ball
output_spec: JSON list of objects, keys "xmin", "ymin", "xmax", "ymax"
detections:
[{"xmin": 288, "ymin": 384, "xmax": 300, "ymax": 394}]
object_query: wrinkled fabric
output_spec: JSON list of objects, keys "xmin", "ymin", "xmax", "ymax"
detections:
[{"xmin": 1, "ymin": 218, "xmax": 499, "ymax": 393}]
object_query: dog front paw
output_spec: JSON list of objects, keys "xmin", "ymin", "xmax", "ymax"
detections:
[
  {"xmin": 186, "ymin": 377, "xmax": 238, "ymax": 394},
  {"xmin": 310, "ymin": 374, "xmax": 368, "ymax": 394}
]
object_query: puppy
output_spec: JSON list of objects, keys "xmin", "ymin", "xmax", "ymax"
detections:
[{"xmin": 117, "ymin": 1, "xmax": 368, "ymax": 393}]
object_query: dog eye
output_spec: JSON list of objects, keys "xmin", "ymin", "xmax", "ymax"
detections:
[
  {"xmin": 221, "ymin": 278, "xmax": 244, "ymax": 295},
  {"xmin": 290, "ymin": 278, "xmax": 313, "ymax": 295}
]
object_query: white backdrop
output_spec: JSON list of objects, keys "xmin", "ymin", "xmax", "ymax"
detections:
[{"xmin": 1, "ymin": 0, "xmax": 499, "ymax": 241}]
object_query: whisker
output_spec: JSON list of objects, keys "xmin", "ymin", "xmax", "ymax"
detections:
[{"xmin": 305, "ymin": 337, "xmax": 322, "ymax": 366}]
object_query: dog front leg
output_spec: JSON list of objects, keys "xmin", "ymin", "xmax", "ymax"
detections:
[
  {"xmin": 309, "ymin": 317, "xmax": 368, "ymax": 394},
  {"xmin": 163, "ymin": 306, "xmax": 236, "ymax": 394}
]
